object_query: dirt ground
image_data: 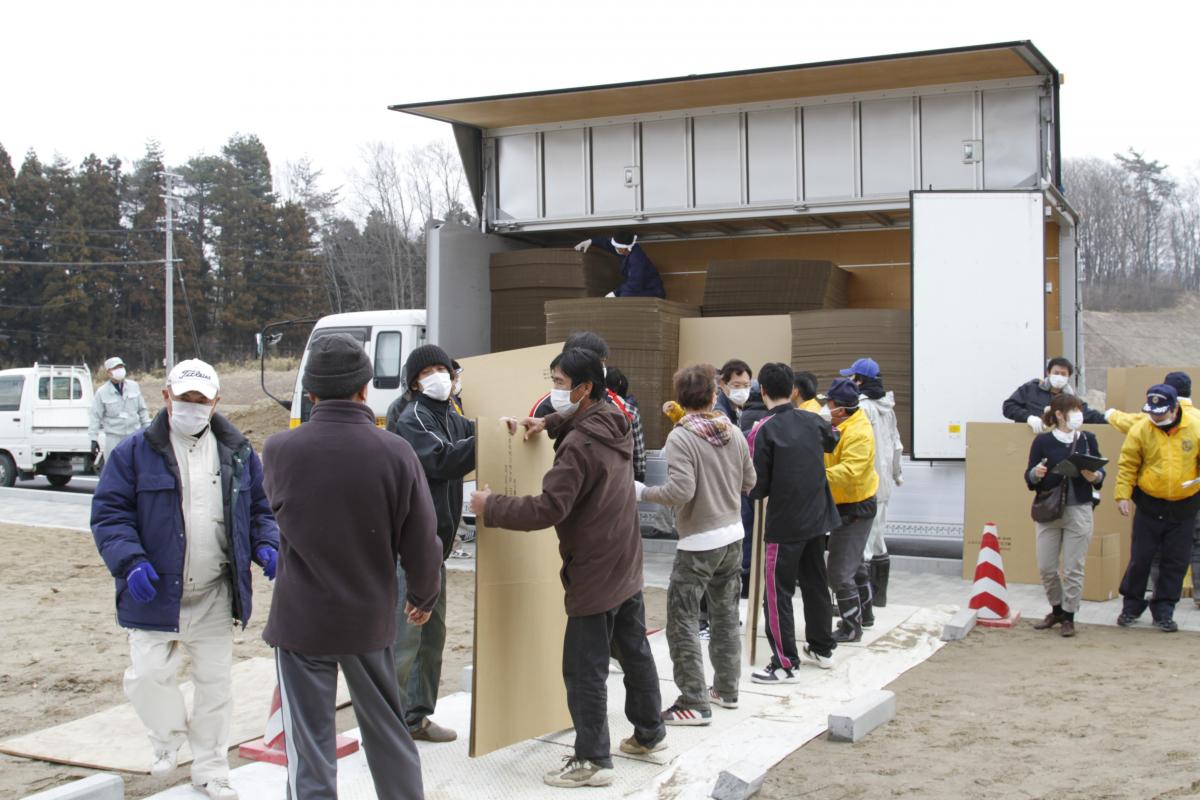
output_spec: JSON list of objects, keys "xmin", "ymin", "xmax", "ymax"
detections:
[
  {"xmin": 0, "ymin": 522, "xmax": 666, "ymax": 799},
  {"xmin": 761, "ymin": 622, "xmax": 1200, "ymax": 800}
]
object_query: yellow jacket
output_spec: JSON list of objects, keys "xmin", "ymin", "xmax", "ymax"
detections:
[
  {"xmin": 1115, "ymin": 410, "xmax": 1200, "ymax": 502},
  {"xmin": 798, "ymin": 398, "xmax": 822, "ymax": 414},
  {"xmin": 1107, "ymin": 397, "xmax": 1197, "ymax": 434},
  {"xmin": 825, "ymin": 409, "xmax": 879, "ymax": 504}
]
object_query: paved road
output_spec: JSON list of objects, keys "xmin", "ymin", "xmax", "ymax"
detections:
[{"xmin": 10, "ymin": 475, "xmax": 98, "ymax": 495}]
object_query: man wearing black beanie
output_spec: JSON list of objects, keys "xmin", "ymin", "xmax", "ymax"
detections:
[
  {"xmin": 262, "ymin": 333, "xmax": 443, "ymax": 799},
  {"xmin": 391, "ymin": 343, "xmax": 476, "ymax": 743}
]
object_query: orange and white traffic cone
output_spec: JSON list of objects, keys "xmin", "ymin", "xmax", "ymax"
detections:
[
  {"xmin": 967, "ymin": 523, "xmax": 1021, "ymax": 628},
  {"xmin": 239, "ymin": 685, "xmax": 359, "ymax": 765}
]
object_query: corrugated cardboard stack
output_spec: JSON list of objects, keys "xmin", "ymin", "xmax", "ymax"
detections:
[
  {"xmin": 545, "ymin": 298, "xmax": 700, "ymax": 449},
  {"xmin": 790, "ymin": 309, "xmax": 912, "ymax": 450},
  {"xmin": 702, "ymin": 259, "xmax": 849, "ymax": 317},
  {"xmin": 490, "ymin": 249, "xmax": 621, "ymax": 352}
]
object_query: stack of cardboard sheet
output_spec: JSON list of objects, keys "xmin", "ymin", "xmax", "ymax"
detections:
[
  {"xmin": 702, "ymin": 260, "xmax": 849, "ymax": 317},
  {"xmin": 790, "ymin": 309, "xmax": 912, "ymax": 450},
  {"xmin": 545, "ymin": 298, "xmax": 700, "ymax": 448},
  {"xmin": 490, "ymin": 249, "xmax": 621, "ymax": 352}
]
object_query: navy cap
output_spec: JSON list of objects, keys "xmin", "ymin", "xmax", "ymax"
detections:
[
  {"xmin": 826, "ymin": 377, "xmax": 861, "ymax": 407},
  {"xmin": 1143, "ymin": 384, "xmax": 1179, "ymax": 415},
  {"xmin": 1164, "ymin": 371, "xmax": 1191, "ymax": 398},
  {"xmin": 839, "ymin": 358, "xmax": 880, "ymax": 379}
]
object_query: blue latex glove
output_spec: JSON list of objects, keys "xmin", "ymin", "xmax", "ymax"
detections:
[
  {"xmin": 256, "ymin": 545, "xmax": 278, "ymax": 581},
  {"xmin": 126, "ymin": 562, "xmax": 159, "ymax": 603}
]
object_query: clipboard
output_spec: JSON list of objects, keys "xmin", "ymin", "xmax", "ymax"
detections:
[{"xmin": 1051, "ymin": 452, "xmax": 1108, "ymax": 477}]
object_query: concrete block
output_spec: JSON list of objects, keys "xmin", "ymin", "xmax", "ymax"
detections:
[
  {"xmin": 828, "ymin": 689, "xmax": 896, "ymax": 743},
  {"xmin": 941, "ymin": 608, "xmax": 979, "ymax": 641},
  {"xmin": 460, "ymin": 664, "xmax": 473, "ymax": 694},
  {"xmin": 711, "ymin": 760, "xmax": 766, "ymax": 800},
  {"xmin": 22, "ymin": 773, "xmax": 123, "ymax": 800}
]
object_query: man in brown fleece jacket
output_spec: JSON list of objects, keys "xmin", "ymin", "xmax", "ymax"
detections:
[
  {"xmin": 262, "ymin": 333, "xmax": 443, "ymax": 800},
  {"xmin": 470, "ymin": 347, "xmax": 665, "ymax": 789}
]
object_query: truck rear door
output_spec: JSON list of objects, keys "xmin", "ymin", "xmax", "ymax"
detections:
[{"xmin": 29, "ymin": 367, "xmax": 91, "ymax": 452}]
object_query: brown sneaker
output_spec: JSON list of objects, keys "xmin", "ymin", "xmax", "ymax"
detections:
[
  {"xmin": 1060, "ymin": 620, "xmax": 1076, "ymax": 637},
  {"xmin": 411, "ymin": 718, "xmax": 457, "ymax": 743},
  {"xmin": 1033, "ymin": 612, "xmax": 1063, "ymax": 630}
]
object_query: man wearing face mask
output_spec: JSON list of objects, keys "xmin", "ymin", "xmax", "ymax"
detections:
[
  {"xmin": 1114, "ymin": 384, "xmax": 1200, "ymax": 632},
  {"xmin": 822, "ymin": 378, "xmax": 880, "ymax": 644},
  {"xmin": 575, "ymin": 231, "xmax": 666, "ymax": 299},
  {"xmin": 390, "ymin": 344, "xmax": 475, "ymax": 743},
  {"xmin": 1003, "ymin": 357, "xmax": 1104, "ymax": 433},
  {"xmin": 471, "ymin": 348, "xmax": 664, "ymax": 788},
  {"xmin": 89, "ymin": 356, "xmax": 151, "ymax": 470},
  {"xmin": 91, "ymin": 359, "xmax": 279, "ymax": 800}
]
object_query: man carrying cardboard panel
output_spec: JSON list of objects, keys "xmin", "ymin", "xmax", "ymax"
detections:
[
  {"xmin": 1114, "ymin": 383, "xmax": 1200, "ymax": 632},
  {"xmin": 471, "ymin": 348, "xmax": 665, "ymax": 789}
]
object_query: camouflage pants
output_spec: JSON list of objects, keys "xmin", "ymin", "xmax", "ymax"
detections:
[{"xmin": 667, "ymin": 541, "xmax": 743, "ymax": 710}]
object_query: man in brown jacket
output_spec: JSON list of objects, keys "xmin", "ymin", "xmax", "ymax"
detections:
[
  {"xmin": 470, "ymin": 348, "xmax": 665, "ymax": 789},
  {"xmin": 262, "ymin": 334, "xmax": 443, "ymax": 800}
]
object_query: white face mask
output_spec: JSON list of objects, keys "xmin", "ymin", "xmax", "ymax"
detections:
[
  {"xmin": 170, "ymin": 400, "xmax": 212, "ymax": 436},
  {"xmin": 818, "ymin": 405, "xmax": 833, "ymax": 422},
  {"xmin": 1154, "ymin": 414, "xmax": 1177, "ymax": 428},
  {"xmin": 110, "ymin": 368, "xmax": 127, "ymax": 381},
  {"xmin": 550, "ymin": 388, "xmax": 580, "ymax": 417},
  {"xmin": 419, "ymin": 372, "xmax": 453, "ymax": 402},
  {"xmin": 454, "ymin": 378, "xmax": 463, "ymax": 397},
  {"xmin": 1048, "ymin": 374, "xmax": 1069, "ymax": 390},
  {"xmin": 729, "ymin": 388, "xmax": 750, "ymax": 406},
  {"xmin": 1066, "ymin": 411, "xmax": 1084, "ymax": 430}
]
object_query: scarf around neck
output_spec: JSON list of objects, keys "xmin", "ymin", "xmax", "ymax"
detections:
[{"xmin": 679, "ymin": 410, "xmax": 732, "ymax": 447}]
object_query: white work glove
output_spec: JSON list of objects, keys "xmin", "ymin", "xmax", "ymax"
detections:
[
  {"xmin": 895, "ymin": 475, "xmax": 904, "ymax": 487},
  {"xmin": 574, "ymin": 238, "xmax": 591, "ymax": 253},
  {"xmin": 1026, "ymin": 415, "xmax": 1044, "ymax": 434},
  {"xmin": 634, "ymin": 480, "xmax": 646, "ymax": 501},
  {"xmin": 1104, "ymin": 408, "xmax": 1116, "ymax": 422}
]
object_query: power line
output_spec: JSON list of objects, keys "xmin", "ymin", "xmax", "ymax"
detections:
[
  {"xmin": 0, "ymin": 213, "xmax": 162, "ymax": 235},
  {"xmin": 0, "ymin": 258, "xmax": 171, "ymax": 267}
]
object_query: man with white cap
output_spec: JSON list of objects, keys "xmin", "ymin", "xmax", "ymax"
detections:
[
  {"xmin": 91, "ymin": 359, "xmax": 280, "ymax": 799},
  {"xmin": 575, "ymin": 231, "xmax": 666, "ymax": 298},
  {"xmin": 88, "ymin": 356, "xmax": 151, "ymax": 469}
]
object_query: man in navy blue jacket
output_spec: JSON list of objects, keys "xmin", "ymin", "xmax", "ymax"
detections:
[
  {"xmin": 91, "ymin": 359, "xmax": 279, "ymax": 800},
  {"xmin": 575, "ymin": 231, "xmax": 666, "ymax": 298}
]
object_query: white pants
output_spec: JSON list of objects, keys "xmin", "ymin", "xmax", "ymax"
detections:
[
  {"xmin": 124, "ymin": 581, "xmax": 234, "ymax": 784},
  {"xmin": 101, "ymin": 433, "xmax": 133, "ymax": 467},
  {"xmin": 863, "ymin": 500, "xmax": 889, "ymax": 559}
]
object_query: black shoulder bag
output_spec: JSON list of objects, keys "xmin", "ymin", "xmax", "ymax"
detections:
[{"xmin": 1030, "ymin": 435, "xmax": 1078, "ymax": 523}]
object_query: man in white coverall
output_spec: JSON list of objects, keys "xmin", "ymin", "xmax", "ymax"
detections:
[
  {"xmin": 91, "ymin": 359, "xmax": 280, "ymax": 799},
  {"xmin": 88, "ymin": 355, "xmax": 151, "ymax": 467}
]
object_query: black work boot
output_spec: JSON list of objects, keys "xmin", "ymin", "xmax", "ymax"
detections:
[
  {"xmin": 857, "ymin": 578, "xmax": 875, "ymax": 628},
  {"xmin": 833, "ymin": 593, "xmax": 863, "ymax": 643},
  {"xmin": 870, "ymin": 555, "xmax": 891, "ymax": 608}
]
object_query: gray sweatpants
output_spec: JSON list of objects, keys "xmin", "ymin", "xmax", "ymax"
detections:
[
  {"xmin": 666, "ymin": 541, "xmax": 742, "ymax": 710},
  {"xmin": 827, "ymin": 513, "xmax": 874, "ymax": 626},
  {"xmin": 1036, "ymin": 503, "xmax": 1093, "ymax": 613},
  {"xmin": 276, "ymin": 646, "xmax": 422, "ymax": 800}
]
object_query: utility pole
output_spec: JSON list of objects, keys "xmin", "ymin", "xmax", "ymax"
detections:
[{"xmin": 161, "ymin": 172, "xmax": 182, "ymax": 371}]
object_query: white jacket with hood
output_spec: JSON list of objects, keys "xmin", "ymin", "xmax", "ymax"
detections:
[{"xmin": 859, "ymin": 390, "xmax": 904, "ymax": 504}]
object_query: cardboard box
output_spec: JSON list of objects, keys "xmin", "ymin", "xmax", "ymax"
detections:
[
  {"xmin": 702, "ymin": 259, "xmax": 848, "ymax": 317},
  {"xmin": 1105, "ymin": 366, "xmax": 1200, "ymax": 412},
  {"xmin": 1083, "ymin": 548, "xmax": 1120, "ymax": 602},
  {"xmin": 677, "ymin": 315, "xmax": 792, "ymax": 373},
  {"xmin": 962, "ymin": 423, "xmax": 1132, "ymax": 587}
]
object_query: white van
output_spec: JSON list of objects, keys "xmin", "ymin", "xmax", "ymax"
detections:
[{"xmin": 0, "ymin": 364, "xmax": 96, "ymax": 487}]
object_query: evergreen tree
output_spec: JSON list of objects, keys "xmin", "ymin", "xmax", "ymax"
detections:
[{"xmin": 8, "ymin": 152, "xmax": 52, "ymax": 362}]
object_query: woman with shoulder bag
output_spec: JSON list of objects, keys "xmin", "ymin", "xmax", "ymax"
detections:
[{"xmin": 1026, "ymin": 394, "xmax": 1105, "ymax": 637}]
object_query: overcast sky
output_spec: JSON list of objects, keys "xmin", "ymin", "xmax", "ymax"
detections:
[{"xmin": 5, "ymin": 0, "xmax": 1197, "ymax": 214}]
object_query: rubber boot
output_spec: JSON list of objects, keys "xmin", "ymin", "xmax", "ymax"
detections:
[
  {"xmin": 857, "ymin": 575, "xmax": 875, "ymax": 629},
  {"xmin": 832, "ymin": 592, "xmax": 863, "ymax": 643},
  {"xmin": 871, "ymin": 555, "xmax": 890, "ymax": 608}
]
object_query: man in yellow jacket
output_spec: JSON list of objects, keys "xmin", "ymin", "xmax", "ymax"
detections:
[
  {"xmin": 822, "ymin": 378, "xmax": 879, "ymax": 643},
  {"xmin": 1115, "ymin": 384, "xmax": 1200, "ymax": 632}
]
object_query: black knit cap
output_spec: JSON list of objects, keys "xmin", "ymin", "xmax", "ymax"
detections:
[
  {"xmin": 404, "ymin": 344, "xmax": 454, "ymax": 390},
  {"xmin": 302, "ymin": 333, "xmax": 373, "ymax": 399}
]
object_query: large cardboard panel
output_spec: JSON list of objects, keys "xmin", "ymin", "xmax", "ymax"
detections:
[
  {"xmin": 1046, "ymin": 330, "xmax": 1063, "ymax": 362},
  {"xmin": 1105, "ymin": 366, "xmax": 1200, "ymax": 413},
  {"xmin": 677, "ymin": 316, "xmax": 791, "ymax": 373},
  {"xmin": 1045, "ymin": 220, "xmax": 1061, "ymax": 332},
  {"xmin": 744, "ymin": 500, "xmax": 767, "ymax": 667},
  {"xmin": 457, "ymin": 344, "xmax": 571, "ymax": 758},
  {"xmin": 962, "ymin": 423, "xmax": 1132, "ymax": 586}
]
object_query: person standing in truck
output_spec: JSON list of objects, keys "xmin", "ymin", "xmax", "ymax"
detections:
[
  {"xmin": 91, "ymin": 359, "xmax": 279, "ymax": 800},
  {"xmin": 391, "ymin": 344, "xmax": 476, "ymax": 744},
  {"xmin": 1002, "ymin": 357, "xmax": 1104, "ymax": 433},
  {"xmin": 574, "ymin": 231, "xmax": 666, "ymax": 298},
  {"xmin": 89, "ymin": 356, "xmax": 151, "ymax": 469}
]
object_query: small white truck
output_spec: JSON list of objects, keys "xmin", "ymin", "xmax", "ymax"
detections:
[{"xmin": 0, "ymin": 364, "xmax": 97, "ymax": 487}]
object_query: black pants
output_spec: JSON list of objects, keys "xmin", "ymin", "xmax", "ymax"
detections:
[
  {"xmin": 1120, "ymin": 508, "xmax": 1197, "ymax": 621},
  {"xmin": 763, "ymin": 538, "xmax": 836, "ymax": 666},
  {"xmin": 563, "ymin": 592, "xmax": 664, "ymax": 768}
]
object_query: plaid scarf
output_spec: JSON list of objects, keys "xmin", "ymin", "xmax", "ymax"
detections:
[{"xmin": 679, "ymin": 410, "xmax": 732, "ymax": 447}]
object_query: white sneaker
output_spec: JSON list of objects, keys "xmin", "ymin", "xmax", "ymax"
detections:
[
  {"xmin": 802, "ymin": 644, "xmax": 834, "ymax": 670},
  {"xmin": 543, "ymin": 756, "xmax": 614, "ymax": 788},
  {"xmin": 149, "ymin": 748, "xmax": 177, "ymax": 777},
  {"xmin": 196, "ymin": 778, "xmax": 238, "ymax": 800}
]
